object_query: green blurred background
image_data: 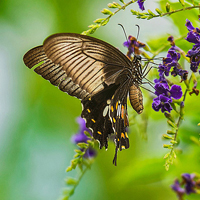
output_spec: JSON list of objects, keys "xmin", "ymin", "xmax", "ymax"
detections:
[{"xmin": 0, "ymin": 0, "xmax": 200, "ymax": 200}]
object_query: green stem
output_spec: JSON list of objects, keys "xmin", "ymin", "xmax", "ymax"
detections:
[
  {"xmin": 71, "ymin": 161, "xmax": 92, "ymax": 196},
  {"xmin": 160, "ymin": 5, "xmax": 200, "ymax": 17},
  {"xmin": 173, "ymin": 73, "xmax": 193, "ymax": 145},
  {"xmin": 151, "ymin": 35, "xmax": 186, "ymax": 57},
  {"xmin": 146, "ymin": 5, "xmax": 200, "ymax": 19}
]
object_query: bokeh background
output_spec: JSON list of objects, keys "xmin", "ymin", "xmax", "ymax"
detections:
[{"xmin": 0, "ymin": 0, "xmax": 200, "ymax": 200}]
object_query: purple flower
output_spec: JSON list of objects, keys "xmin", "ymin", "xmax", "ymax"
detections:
[
  {"xmin": 137, "ymin": 0, "xmax": 145, "ymax": 11},
  {"xmin": 123, "ymin": 35, "xmax": 145, "ymax": 58},
  {"xmin": 185, "ymin": 19, "xmax": 200, "ymax": 72},
  {"xmin": 169, "ymin": 85, "xmax": 183, "ymax": 99},
  {"xmin": 154, "ymin": 74, "xmax": 169, "ymax": 88},
  {"xmin": 158, "ymin": 36, "xmax": 188, "ymax": 80},
  {"xmin": 171, "ymin": 180, "xmax": 185, "ymax": 200},
  {"xmin": 171, "ymin": 173, "xmax": 198, "ymax": 200},
  {"xmin": 71, "ymin": 117, "xmax": 96, "ymax": 158},
  {"xmin": 182, "ymin": 173, "xmax": 196, "ymax": 194},
  {"xmin": 155, "ymin": 82, "xmax": 182, "ymax": 99},
  {"xmin": 152, "ymin": 94, "xmax": 172, "ymax": 113},
  {"xmin": 186, "ymin": 44, "xmax": 200, "ymax": 72},
  {"xmin": 158, "ymin": 45, "xmax": 182, "ymax": 78},
  {"xmin": 152, "ymin": 83, "xmax": 182, "ymax": 113},
  {"xmin": 71, "ymin": 117, "xmax": 91, "ymax": 143}
]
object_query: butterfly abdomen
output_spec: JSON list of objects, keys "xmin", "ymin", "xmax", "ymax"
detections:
[{"xmin": 129, "ymin": 84, "xmax": 143, "ymax": 114}]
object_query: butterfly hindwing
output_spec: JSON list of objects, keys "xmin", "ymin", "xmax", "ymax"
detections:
[
  {"xmin": 81, "ymin": 84, "xmax": 119, "ymax": 149},
  {"xmin": 109, "ymin": 76, "xmax": 132, "ymax": 165}
]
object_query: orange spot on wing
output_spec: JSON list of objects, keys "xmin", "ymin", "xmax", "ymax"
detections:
[
  {"xmin": 97, "ymin": 131, "xmax": 102, "ymax": 135},
  {"xmin": 116, "ymin": 102, "xmax": 118, "ymax": 110},
  {"xmin": 121, "ymin": 105, "xmax": 125, "ymax": 119}
]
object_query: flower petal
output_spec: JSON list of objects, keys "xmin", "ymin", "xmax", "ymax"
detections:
[
  {"xmin": 185, "ymin": 19, "xmax": 195, "ymax": 31},
  {"xmin": 170, "ymin": 85, "xmax": 183, "ymax": 99}
]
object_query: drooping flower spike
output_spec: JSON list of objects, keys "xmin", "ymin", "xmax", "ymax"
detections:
[
  {"xmin": 185, "ymin": 19, "xmax": 200, "ymax": 72},
  {"xmin": 71, "ymin": 117, "xmax": 96, "ymax": 158}
]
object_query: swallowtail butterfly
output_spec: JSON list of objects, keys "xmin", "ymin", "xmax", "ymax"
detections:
[{"xmin": 23, "ymin": 33, "xmax": 144, "ymax": 165}]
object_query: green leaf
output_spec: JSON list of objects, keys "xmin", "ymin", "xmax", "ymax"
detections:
[
  {"xmin": 148, "ymin": 9, "xmax": 155, "ymax": 16},
  {"xmin": 66, "ymin": 166, "xmax": 73, "ymax": 172},
  {"xmin": 74, "ymin": 149, "xmax": 82, "ymax": 154},
  {"xmin": 164, "ymin": 152, "xmax": 170, "ymax": 159},
  {"xmin": 86, "ymin": 140, "xmax": 94, "ymax": 146},
  {"xmin": 170, "ymin": 140, "xmax": 177, "ymax": 144},
  {"xmin": 77, "ymin": 142, "xmax": 89, "ymax": 149},
  {"xmin": 84, "ymin": 131, "xmax": 92, "ymax": 138},
  {"xmin": 93, "ymin": 18, "xmax": 106, "ymax": 24},
  {"xmin": 147, "ymin": 16, "xmax": 154, "ymax": 20},
  {"xmin": 131, "ymin": 9, "xmax": 138, "ymax": 15},
  {"xmin": 179, "ymin": 0, "xmax": 185, "ymax": 6},
  {"xmin": 164, "ymin": 112, "xmax": 175, "ymax": 122},
  {"xmin": 101, "ymin": 18, "xmax": 109, "ymax": 26},
  {"xmin": 81, "ymin": 30, "xmax": 90, "ymax": 35},
  {"xmin": 65, "ymin": 178, "xmax": 78, "ymax": 185},
  {"xmin": 88, "ymin": 24, "xmax": 96, "ymax": 28},
  {"xmin": 101, "ymin": 8, "xmax": 113, "ymax": 15},
  {"xmin": 165, "ymin": 2, "xmax": 170, "ymax": 12},
  {"xmin": 170, "ymin": 103, "xmax": 177, "ymax": 112},
  {"xmin": 119, "ymin": 0, "xmax": 125, "ymax": 4},
  {"xmin": 163, "ymin": 134, "xmax": 174, "ymax": 140},
  {"xmin": 165, "ymin": 163, "xmax": 170, "ymax": 171},
  {"xmin": 108, "ymin": 2, "xmax": 121, "ymax": 9},
  {"xmin": 163, "ymin": 144, "xmax": 173, "ymax": 149},
  {"xmin": 71, "ymin": 159, "xmax": 78, "ymax": 169},
  {"xmin": 173, "ymin": 151, "xmax": 176, "ymax": 159},
  {"xmin": 155, "ymin": 8, "xmax": 163, "ymax": 15},
  {"xmin": 167, "ymin": 130, "xmax": 176, "ymax": 135},
  {"xmin": 167, "ymin": 120, "xmax": 177, "ymax": 129},
  {"xmin": 139, "ymin": 15, "xmax": 148, "ymax": 19},
  {"xmin": 190, "ymin": 136, "xmax": 200, "ymax": 146}
]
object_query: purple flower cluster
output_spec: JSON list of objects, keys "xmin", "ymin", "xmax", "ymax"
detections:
[
  {"xmin": 123, "ymin": 35, "xmax": 145, "ymax": 59},
  {"xmin": 137, "ymin": 0, "xmax": 145, "ymax": 11},
  {"xmin": 171, "ymin": 173, "xmax": 198, "ymax": 200},
  {"xmin": 71, "ymin": 117, "xmax": 96, "ymax": 158},
  {"xmin": 185, "ymin": 19, "xmax": 200, "ymax": 72},
  {"xmin": 152, "ymin": 79, "xmax": 182, "ymax": 113},
  {"xmin": 152, "ymin": 36, "xmax": 183, "ymax": 113},
  {"xmin": 158, "ymin": 36, "xmax": 188, "ymax": 81}
]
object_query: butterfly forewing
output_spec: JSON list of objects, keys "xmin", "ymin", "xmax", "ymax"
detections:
[
  {"xmin": 23, "ymin": 33, "xmax": 144, "ymax": 165},
  {"xmin": 43, "ymin": 33, "xmax": 132, "ymax": 92}
]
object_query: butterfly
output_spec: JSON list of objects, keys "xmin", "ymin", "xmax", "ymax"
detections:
[{"xmin": 23, "ymin": 33, "xmax": 144, "ymax": 165}]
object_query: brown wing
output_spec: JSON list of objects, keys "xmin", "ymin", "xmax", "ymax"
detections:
[{"xmin": 23, "ymin": 33, "xmax": 132, "ymax": 100}]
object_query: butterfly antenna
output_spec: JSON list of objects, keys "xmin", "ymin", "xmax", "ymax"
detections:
[
  {"xmin": 118, "ymin": 23, "xmax": 128, "ymax": 42},
  {"xmin": 135, "ymin": 24, "xmax": 140, "ymax": 41}
]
